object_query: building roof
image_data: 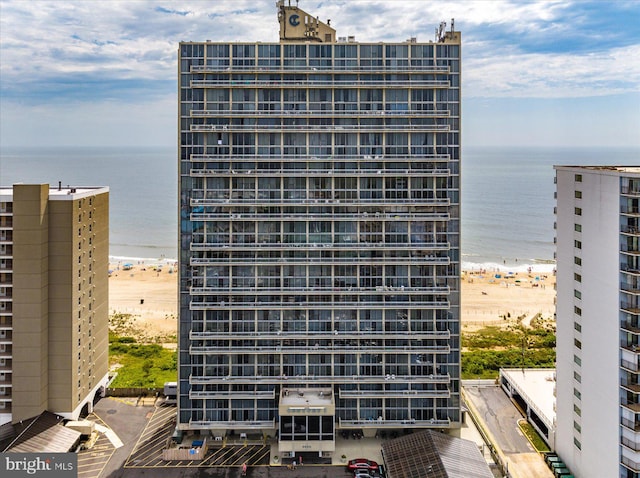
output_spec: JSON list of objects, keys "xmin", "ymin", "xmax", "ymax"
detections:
[
  {"xmin": 2, "ymin": 411, "xmax": 82, "ymax": 453},
  {"xmin": 381, "ymin": 430, "xmax": 493, "ymax": 478},
  {"xmin": 500, "ymin": 368, "xmax": 556, "ymax": 430}
]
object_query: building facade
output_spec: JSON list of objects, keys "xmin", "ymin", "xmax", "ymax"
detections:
[
  {"xmin": 0, "ymin": 184, "xmax": 110, "ymax": 433},
  {"xmin": 178, "ymin": 3, "xmax": 461, "ymax": 454},
  {"xmin": 555, "ymin": 166, "xmax": 640, "ymax": 478}
]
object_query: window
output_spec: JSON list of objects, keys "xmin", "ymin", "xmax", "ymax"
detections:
[
  {"xmin": 573, "ymin": 437, "xmax": 581, "ymax": 450},
  {"xmin": 575, "ymin": 174, "xmax": 582, "ymax": 182},
  {"xmin": 575, "ymin": 207, "xmax": 582, "ymax": 216},
  {"xmin": 575, "ymin": 190, "xmax": 582, "ymax": 199},
  {"xmin": 574, "ymin": 240, "xmax": 581, "ymax": 249},
  {"xmin": 574, "ymin": 322, "xmax": 581, "ymax": 332},
  {"xmin": 574, "ymin": 371, "xmax": 581, "ymax": 383},
  {"xmin": 573, "ymin": 420, "xmax": 581, "ymax": 433},
  {"xmin": 574, "ymin": 306, "xmax": 582, "ymax": 316},
  {"xmin": 574, "ymin": 273, "xmax": 581, "ymax": 282},
  {"xmin": 574, "ymin": 338, "xmax": 582, "ymax": 349},
  {"xmin": 573, "ymin": 404, "xmax": 581, "ymax": 416},
  {"xmin": 574, "ymin": 354, "xmax": 581, "ymax": 366},
  {"xmin": 573, "ymin": 388, "xmax": 581, "ymax": 400},
  {"xmin": 574, "ymin": 256, "xmax": 582, "ymax": 266},
  {"xmin": 574, "ymin": 224, "xmax": 582, "ymax": 232},
  {"xmin": 574, "ymin": 290, "xmax": 581, "ymax": 299}
]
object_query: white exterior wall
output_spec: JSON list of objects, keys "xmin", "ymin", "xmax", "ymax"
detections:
[{"xmin": 555, "ymin": 167, "xmax": 637, "ymax": 478}]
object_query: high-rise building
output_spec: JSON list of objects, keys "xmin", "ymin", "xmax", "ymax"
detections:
[
  {"xmin": 0, "ymin": 184, "xmax": 110, "ymax": 435},
  {"xmin": 555, "ymin": 166, "xmax": 640, "ymax": 478},
  {"xmin": 178, "ymin": 2, "xmax": 461, "ymax": 455}
]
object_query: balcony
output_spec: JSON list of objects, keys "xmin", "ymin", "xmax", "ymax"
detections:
[
  {"xmin": 188, "ymin": 167, "xmax": 452, "ymax": 178},
  {"xmin": 622, "ymin": 302, "xmax": 640, "ymax": 315},
  {"xmin": 189, "ymin": 330, "xmax": 451, "ymax": 341},
  {"xmin": 622, "ymin": 342, "xmax": 640, "ymax": 354},
  {"xmin": 189, "ymin": 419, "xmax": 275, "ymax": 430},
  {"xmin": 189, "ymin": 373, "xmax": 455, "ymax": 386},
  {"xmin": 189, "ymin": 123, "xmax": 451, "ymax": 133},
  {"xmin": 622, "ymin": 245, "xmax": 640, "ymax": 256},
  {"xmin": 188, "ymin": 390, "xmax": 276, "ymax": 400},
  {"xmin": 622, "ymin": 378, "xmax": 640, "ymax": 394},
  {"xmin": 622, "ymin": 397, "xmax": 640, "ymax": 413},
  {"xmin": 622, "ymin": 205, "xmax": 640, "ymax": 216},
  {"xmin": 338, "ymin": 387, "xmax": 450, "ymax": 399},
  {"xmin": 622, "ymin": 321, "xmax": 640, "ymax": 335},
  {"xmin": 622, "ymin": 359, "xmax": 640, "ymax": 373},
  {"xmin": 622, "ymin": 225, "xmax": 640, "ymax": 236},
  {"xmin": 339, "ymin": 417, "xmax": 451, "ymax": 428},
  {"xmin": 190, "ymin": 299, "xmax": 450, "ymax": 310},
  {"xmin": 190, "ymin": 285, "xmax": 450, "ymax": 297},
  {"xmin": 622, "ymin": 454, "xmax": 640, "ymax": 472},
  {"xmin": 622, "ymin": 283, "xmax": 640, "ymax": 295},
  {"xmin": 622, "ymin": 417, "xmax": 640, "ymax": 432},
  {"xmin": 191, "ymin": 109, "xmax": 451, "ymax": 118},
  {"xmin": 189, "ymin": 64, "xmax": 451, "ymax": 74},
  {"xmin": 191, "ymin": 79, "xmax": 451, "ymax": 89},
  {"xmin": 189, "ymin": 153, "xmax": 452, "ymax": 162},
  {"xmin": 189, "ymin": 344, "xmax": 451, "ymax": 355},
  {"xmin": 622, "ymin": 436, "xmax": 640, "ymax": 452}
]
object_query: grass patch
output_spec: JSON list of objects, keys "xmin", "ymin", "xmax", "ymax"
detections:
[
  {"xmin": 109, "ymin": 336, "xmax": 177, "ymax": 387},
  {"xmin": 518, "ymin": 420, "xmax": 550, "ymax": 452},
  {"xmin": 462, "ymin": 319, "xmax": 556, "ymax": 379}
]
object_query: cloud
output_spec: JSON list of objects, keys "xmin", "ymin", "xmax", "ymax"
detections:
[{"xmin": 0, "ymin": 0, "xmax": 639, "ymax": 147}]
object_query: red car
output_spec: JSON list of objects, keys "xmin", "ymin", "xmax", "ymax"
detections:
[{"xmin": 347, "ymin": 459, "xmax": 379, "ymax": 472}]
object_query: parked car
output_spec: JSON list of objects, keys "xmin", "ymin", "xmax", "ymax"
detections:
[{"xmin": 347, "ymin": 458, "xmax": 379, "ymax": 472}]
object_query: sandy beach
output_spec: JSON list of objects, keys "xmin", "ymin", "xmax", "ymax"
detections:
[{"xmin": 108, "ymin": 262, "xmax": 556, "ymax": 341}]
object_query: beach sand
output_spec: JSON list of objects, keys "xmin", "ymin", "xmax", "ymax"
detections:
[
  {"xmin": 108, "ymin": 263, "xmax": 557, "ymax": 341},
  {"xmin": 108, "ymin": 262, "xmax": 178, "ymax": 340}
]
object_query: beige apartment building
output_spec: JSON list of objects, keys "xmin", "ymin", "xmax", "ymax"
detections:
[{"xmin": 0, "ymin": 184, "xmax": 110, "ymax": 436}]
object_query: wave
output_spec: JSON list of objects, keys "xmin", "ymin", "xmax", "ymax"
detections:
[
  {"xmin": 109, "ymin": 255, "xmax": 178, "ymax": 265},
  {"xmin": 461, "ymin": 260, "xmax": 556, "ymax": 274}
]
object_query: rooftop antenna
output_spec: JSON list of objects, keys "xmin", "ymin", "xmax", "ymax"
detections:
[{"xmin": 451, "ymin": 18, "xmax": 455, "ymax": 33}]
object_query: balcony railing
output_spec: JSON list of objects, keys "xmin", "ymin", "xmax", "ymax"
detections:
[
  {"xmin": 622, "ymin": 225, "xmax": 640, "ymax": 235},
  {"xmin": 338, "ymin": 388, "xmax": 450, "ymax": 399},
  {"xmin": 189, "ymin": 344, "xmax": 451, "ymax": 355},
  {"xmin": 622, "ymin": 302, "xmax": 640, "ymax": 314},
  {"xmin": 622, "ymin": 206, "xmax": 640, "ymax": 215},
  {"xmin": 189, "ymin": 285, "xmax": 449, "ymax": 295},
  {"xmin": 189, "ymin": 419, "xmax": 275, "ymax": 429},
  {"xmin": 190, "ymin": 299, "xmax": 450, "ymax": 310},
  {"xmin": 190, "ymin": 64, "xmax": 451, "ymax": 73},
  {"xmin": 621, "ymin": 397, "xmax": 640, "ymax": 413},
  {"xmin": 622, "ymin": 454, "xmax": 640, "ymax": 472},
  {"xmin": 189, "ymin": 330, "xmax": 451, "ymax": 341},
  {"xmin": 621, "ymin": 378, "xmax": 640, "ymax": 393},
  {"xmin": 191, "ymin": 109, "xmax": 451, "ymax": 118},
  {"xmin": 622, "ymin": 359, "xmax": 640, "ymax": 372},
  {"xmin": 189, "ymin": 167, "xmax": 452, "ymax": 177},
  {"xmin": 621, "ymin": 343, "xmax": 640, "ymax": 354},
  {"xmin": 622, "ymin": 283, "xmax": 640, "ymax": 295},
  {"xmin": 621, "ymin": 417, "xmax": 640, "ymax": 432},
  {"xmin": 189, "ymin": 123, "xmax": 451, "ymax": 133},
  {"xmin": 189, "ymin": 153, "xmax": 452, "ymax": 162},
  {"xmin": 189, "ymin": 373, "xmax": 455, "ymax": 385},
  {"xmin": 188, "ymin": 390, "xmax": 276, "ymax": 400},
  {"xmin": 191, "ymin": 79, "xmax": 451, "ymax": 88},
  {"xmin": 339, "ymin": 417, "xmax": 451, "ymax": 428},
  {"xmin": 622, "ymin": 321, "xmax": 640, "ymax": 334},
  {"xmin": 622, "ymin": 436, "xmax": 640, "ymax": 452}
]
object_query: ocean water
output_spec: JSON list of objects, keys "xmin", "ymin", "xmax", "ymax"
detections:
[{"xmin": 1, "ymin": 145, "xmax": 637, "ymax": 270}]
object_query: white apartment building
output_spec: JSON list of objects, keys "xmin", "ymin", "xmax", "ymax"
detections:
[{"xmin": 555, "ymin": 166, "xmax": 640, "ymax": 478}]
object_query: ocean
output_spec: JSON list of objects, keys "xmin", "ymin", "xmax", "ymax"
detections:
[{"xmin": 1, "ymin": 145, "xmax": 637, "ymax": 271}]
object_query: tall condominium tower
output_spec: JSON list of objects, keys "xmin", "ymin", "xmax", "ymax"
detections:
[
  {"xmin": 178, "ymin": 2, "xmax": 461, "ymax": 455},
  {"xmin": 555, "ymin": 166, "xmax": 640, "ymax": 478},
  {"xmin": 0, "ymin": 184, "xmax": 110, "ymax": 435}
]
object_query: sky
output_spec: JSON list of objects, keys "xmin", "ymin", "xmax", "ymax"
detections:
[{"xmin": 0, "ymin": 0, "xmax": 639, "ymax": 149}]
